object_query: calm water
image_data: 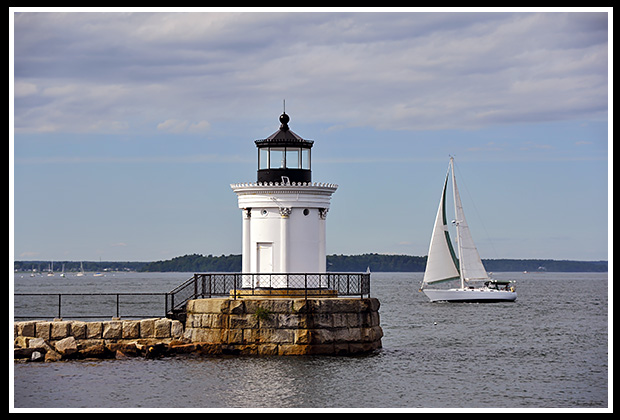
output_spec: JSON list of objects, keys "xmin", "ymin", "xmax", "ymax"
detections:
[{"xmin": 12, "ymin": 271, "xmax": 609, "ymax": 409}]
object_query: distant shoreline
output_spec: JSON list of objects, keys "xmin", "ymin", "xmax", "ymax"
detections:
[{"xmin": 14, "ymin": 254, "xmax": 608, "ymax": 273}]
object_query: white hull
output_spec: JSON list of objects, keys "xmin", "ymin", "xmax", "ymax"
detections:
[{"xmin": 423, "ymin": 287, "xmax": 516, "ymax": 302}]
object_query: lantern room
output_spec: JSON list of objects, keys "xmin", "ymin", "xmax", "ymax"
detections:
[{"xmin": 255, "ymin": 113, "xmax": 313, "ymax": 184}]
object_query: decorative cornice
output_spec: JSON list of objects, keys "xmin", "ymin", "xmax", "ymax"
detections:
[
  {"xmin": 231, "ymin": 181, "xmax": 337, "ymax": 188},
  {"xmin": 231, "ymin": 181, "xmax": 338, "ymax": 196}
]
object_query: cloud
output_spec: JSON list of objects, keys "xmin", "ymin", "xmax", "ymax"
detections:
[
  {"xmin": 467, "ymin": 141, "xmax": 504, "ymax": 152},
  {"xmin": 13, "ymin": 11, "xmax": 608, "ymax": 134},
  {"xmin": 14, "ymin": 153, "xmax": 251, "ymax": 165},
  {"xmin": 18, "ymin": 251, "xmax": 40, "ymax": 258},
  {"xmin": 156, "ymin": 119, "xmax": 183, "ymax": 132},
  {"xmin": 520, "ymin": 141, "xmax": 553, "ymax": 151},
  {"xmin": 188, "ymin": 120, "xmax": 211, "ymax": 133},
  {"xmin": 14, "ymin": 81, "xmax": 38, "ymax": 97},
  {"xmin": 156, "ymin": 119, "xmax": 210, "ymax": 133}
]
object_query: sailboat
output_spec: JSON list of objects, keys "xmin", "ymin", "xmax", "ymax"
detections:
[
  {"xmin": 76, "ymin": 262, "xmax": 85, "ymax": 277},
  {"xmin": 420, "ymin": 157, "xmax": 516, "ymax": 302},
  {"xmin": 47, "ymin": 261, "xmax": 55, "ymax": 277}
]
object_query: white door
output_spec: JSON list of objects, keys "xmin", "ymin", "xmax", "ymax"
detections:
[{"xmin": 256, "ymin": 243, "xmax": 273, "ymax": 287}]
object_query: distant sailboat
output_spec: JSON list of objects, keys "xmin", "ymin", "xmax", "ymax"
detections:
[
  {"xmin": 76, "ymin": 262, "xmax": 85, "ymax": 277},
  {"xmin": 420, "ymin": 157, "xmax": 516, "ymax": 302}
]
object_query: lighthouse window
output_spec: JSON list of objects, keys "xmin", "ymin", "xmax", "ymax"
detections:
[
  {"xmin": 301, "ymin": 148, "xmax": 310, "ymax": 170},
  {"xmin": 286, "ymin": 148, "xmax": 300, "ymax": 169},
  {"xmin": 259, "ymin": 148, "xmax": 269, "ymax": 170},
  {"xmin": 269, "ymin": 148, "xmax": 285, "ymax": 169},
  {"xmin": 259, "ymin": 147, "xmax": 311, "ymax": 171}
]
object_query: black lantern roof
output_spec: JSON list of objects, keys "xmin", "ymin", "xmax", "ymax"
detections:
[{"xmin": 254, "ymin": 113, "xmax": 314, "ymax": 148}]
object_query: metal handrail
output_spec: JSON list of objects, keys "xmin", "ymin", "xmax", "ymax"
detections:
[
  {"xmin": 14, "ymin": 292, "xmax": 169, "ymax": 321},
  {"xmin": 167, "ymin": 272, "xmax": 371, "ymax": 314},
  {"xmin": 14, "ymin": 272, "xmax": 371, "ymax": 321}
]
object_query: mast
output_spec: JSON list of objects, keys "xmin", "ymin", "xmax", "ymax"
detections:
[{"xmin": 450, "ymin": 157, "xmax": 465, "ymax": 289}]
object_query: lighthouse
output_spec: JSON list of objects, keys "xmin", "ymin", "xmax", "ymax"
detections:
[
  {"xmin": 179, "ymin": 110, "xmax": 381, "ymax": 355},
  {"xmin": 230, "ymin": 111, "xmax": 337, "ymax": 288}
]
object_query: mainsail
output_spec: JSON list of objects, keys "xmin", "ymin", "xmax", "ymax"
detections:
[{"xmin": 451, "ymin": 164, "xmax": 489, "ymax": 282}]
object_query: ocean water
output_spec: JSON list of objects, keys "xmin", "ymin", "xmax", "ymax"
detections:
[{"xmin": 12, "ymin": 271, "xmax": 609, "ymax": 409}]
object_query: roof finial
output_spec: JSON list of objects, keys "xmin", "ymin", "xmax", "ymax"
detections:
[{"xmin": 279, "ymin": 99, "xmax": 290, "ymax": 131}]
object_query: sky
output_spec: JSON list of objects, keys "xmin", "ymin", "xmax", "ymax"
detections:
[{"xmin": 11, "ymin": 8, "xmax": 611, "ymax": 263}]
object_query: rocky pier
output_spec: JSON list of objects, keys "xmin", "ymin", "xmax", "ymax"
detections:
[
  {"xmin": 14, "ymin": 296, "xmax": 383, "ymax": 362},
  {"xmin": 13, "ymin": 318, "xmax": 185, "ymax": 362}
]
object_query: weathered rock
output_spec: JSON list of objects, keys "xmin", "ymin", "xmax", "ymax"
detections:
[
  {"xmin": 54, "ymin": 336, "xmax": 78, "ymax": 357},
  {"xmin": 28, "ymin": 337, "xmax": 47, "ymax": 349},
  {"xmin": 116, "ymin": 342, "xmax": 142, "ymax": 357},
  {"xmin": 169, "ymin": 342, "xmax": 200, "ymax": 354},
  {"xmin": 79, "ymin": 340, "xmax": 115, "ymax": 359},
  {"xmin": 85, "ymin": 322, "xmax": 103, "ymax": 339},
  {"xmin": 154, "ymin": 318, "xmax": 171, "ymax": 338},
  {"xmin": 45, "ymin": 349, "xmax": 63, "ymax": 362},
  {"xmin": 102, "ymin": 321, "xmax": 122, "ymax": 339},
  {"xmin": 16, "ymin": 321, "xmax": 37, "ymax": 338},
  {"xmin": 71, "ymin": 321, "xmax": 87, "ymax": 339},
  {"xmin": 35, "ymin": 322, "xmax": 51, "ymax": 340},
  {"xmin": 50, "ymin": 321, "xmax": 71, "ymax": 340},
  {"xmin": 121, "ymin": 320, "xmax": 140, "ymax": 339},
  {"xmin": 139, "ymin": 318, "xmax": 157, "ymax": 338},
  {"xmin": 145, "ymin": 343, "xmax": 169, "ymax": 359},
  {"xmin": 171, "ymin": 320, "xmax": 184, "ymax": 338},
  {"xmin": 14, "ymin": 336, "xmax": 31, "ymax": 349},
  {"xmin": 169, "ymin": 341, "xmax": 221, "ymax": 355},
  {"xmin": 14, "ymin": 348, "xmax": 37, "ymax": 359}
]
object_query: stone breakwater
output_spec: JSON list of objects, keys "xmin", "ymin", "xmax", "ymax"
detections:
[
  {"xmin": 14, "ymin": 318, "xmax": 184, "ymax": 362},
  {"xmin": 14, "ymin": 297, "xmax": 383, "ymax": 361},
  {"xmin": 184, "ymin": 297, "xmax": 383, "ymax": 356}
]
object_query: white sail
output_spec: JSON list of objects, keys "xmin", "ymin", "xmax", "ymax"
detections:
[
  {"xmin": 452, "ymin": 162, "xmax": 489, "ymax": 282},
  {"xmin": 422, "ymin": 171, "xmax": 460, "ymax": 286}
]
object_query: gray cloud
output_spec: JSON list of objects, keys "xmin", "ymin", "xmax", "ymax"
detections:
[{"xmin": 13, "ymin": 11, "xmax": 608, "ymax": 133}]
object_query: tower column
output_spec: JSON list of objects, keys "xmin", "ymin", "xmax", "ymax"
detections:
[
  {"xmin": 242, "ymin": 208, "xmax": 252, "ymax": 287},
  {"xmin": 279, "ymin": 207, "xmax": 291, "ymax": 281},
  {"xmin": 318, "ymin": 208, "xmax": 327, "ymax": 272}
]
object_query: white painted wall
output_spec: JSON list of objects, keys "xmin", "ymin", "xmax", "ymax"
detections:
[{"xmin": 231, "ymin": 183, "xmax": 337, "ymax": 288}]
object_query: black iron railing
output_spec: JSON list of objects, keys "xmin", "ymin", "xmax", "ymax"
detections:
[
  {"xmin": 13, "ymin": 292, "xmax": 169, "ymax": 321},
  {"xmin": 14, "ymin": 272, "xmax": 371, "ymax": 321},
  {"xmin": 167, "ymin": 272, "xmax": 371, "ymax": 315}
]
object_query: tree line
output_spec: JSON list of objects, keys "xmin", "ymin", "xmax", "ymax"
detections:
[
  {"xmin": 139, "ymin": 254, "xmax": 241, "ymax": 272},
  {"xmin": 326, "ymin": 254, "xmax": 607, "ymax": 273},
  {"xmin": 15, "ymin": 254, "xmax": 607, "ymax": 273},
  {"xmin": 14, "ymin": 253, "xmax": 607, "ymax": 273}
]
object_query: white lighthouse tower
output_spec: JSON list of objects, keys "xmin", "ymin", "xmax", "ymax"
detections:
[{"xmin": 231, "ymin": 111, "xmax": 337, "ymax": 288}]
